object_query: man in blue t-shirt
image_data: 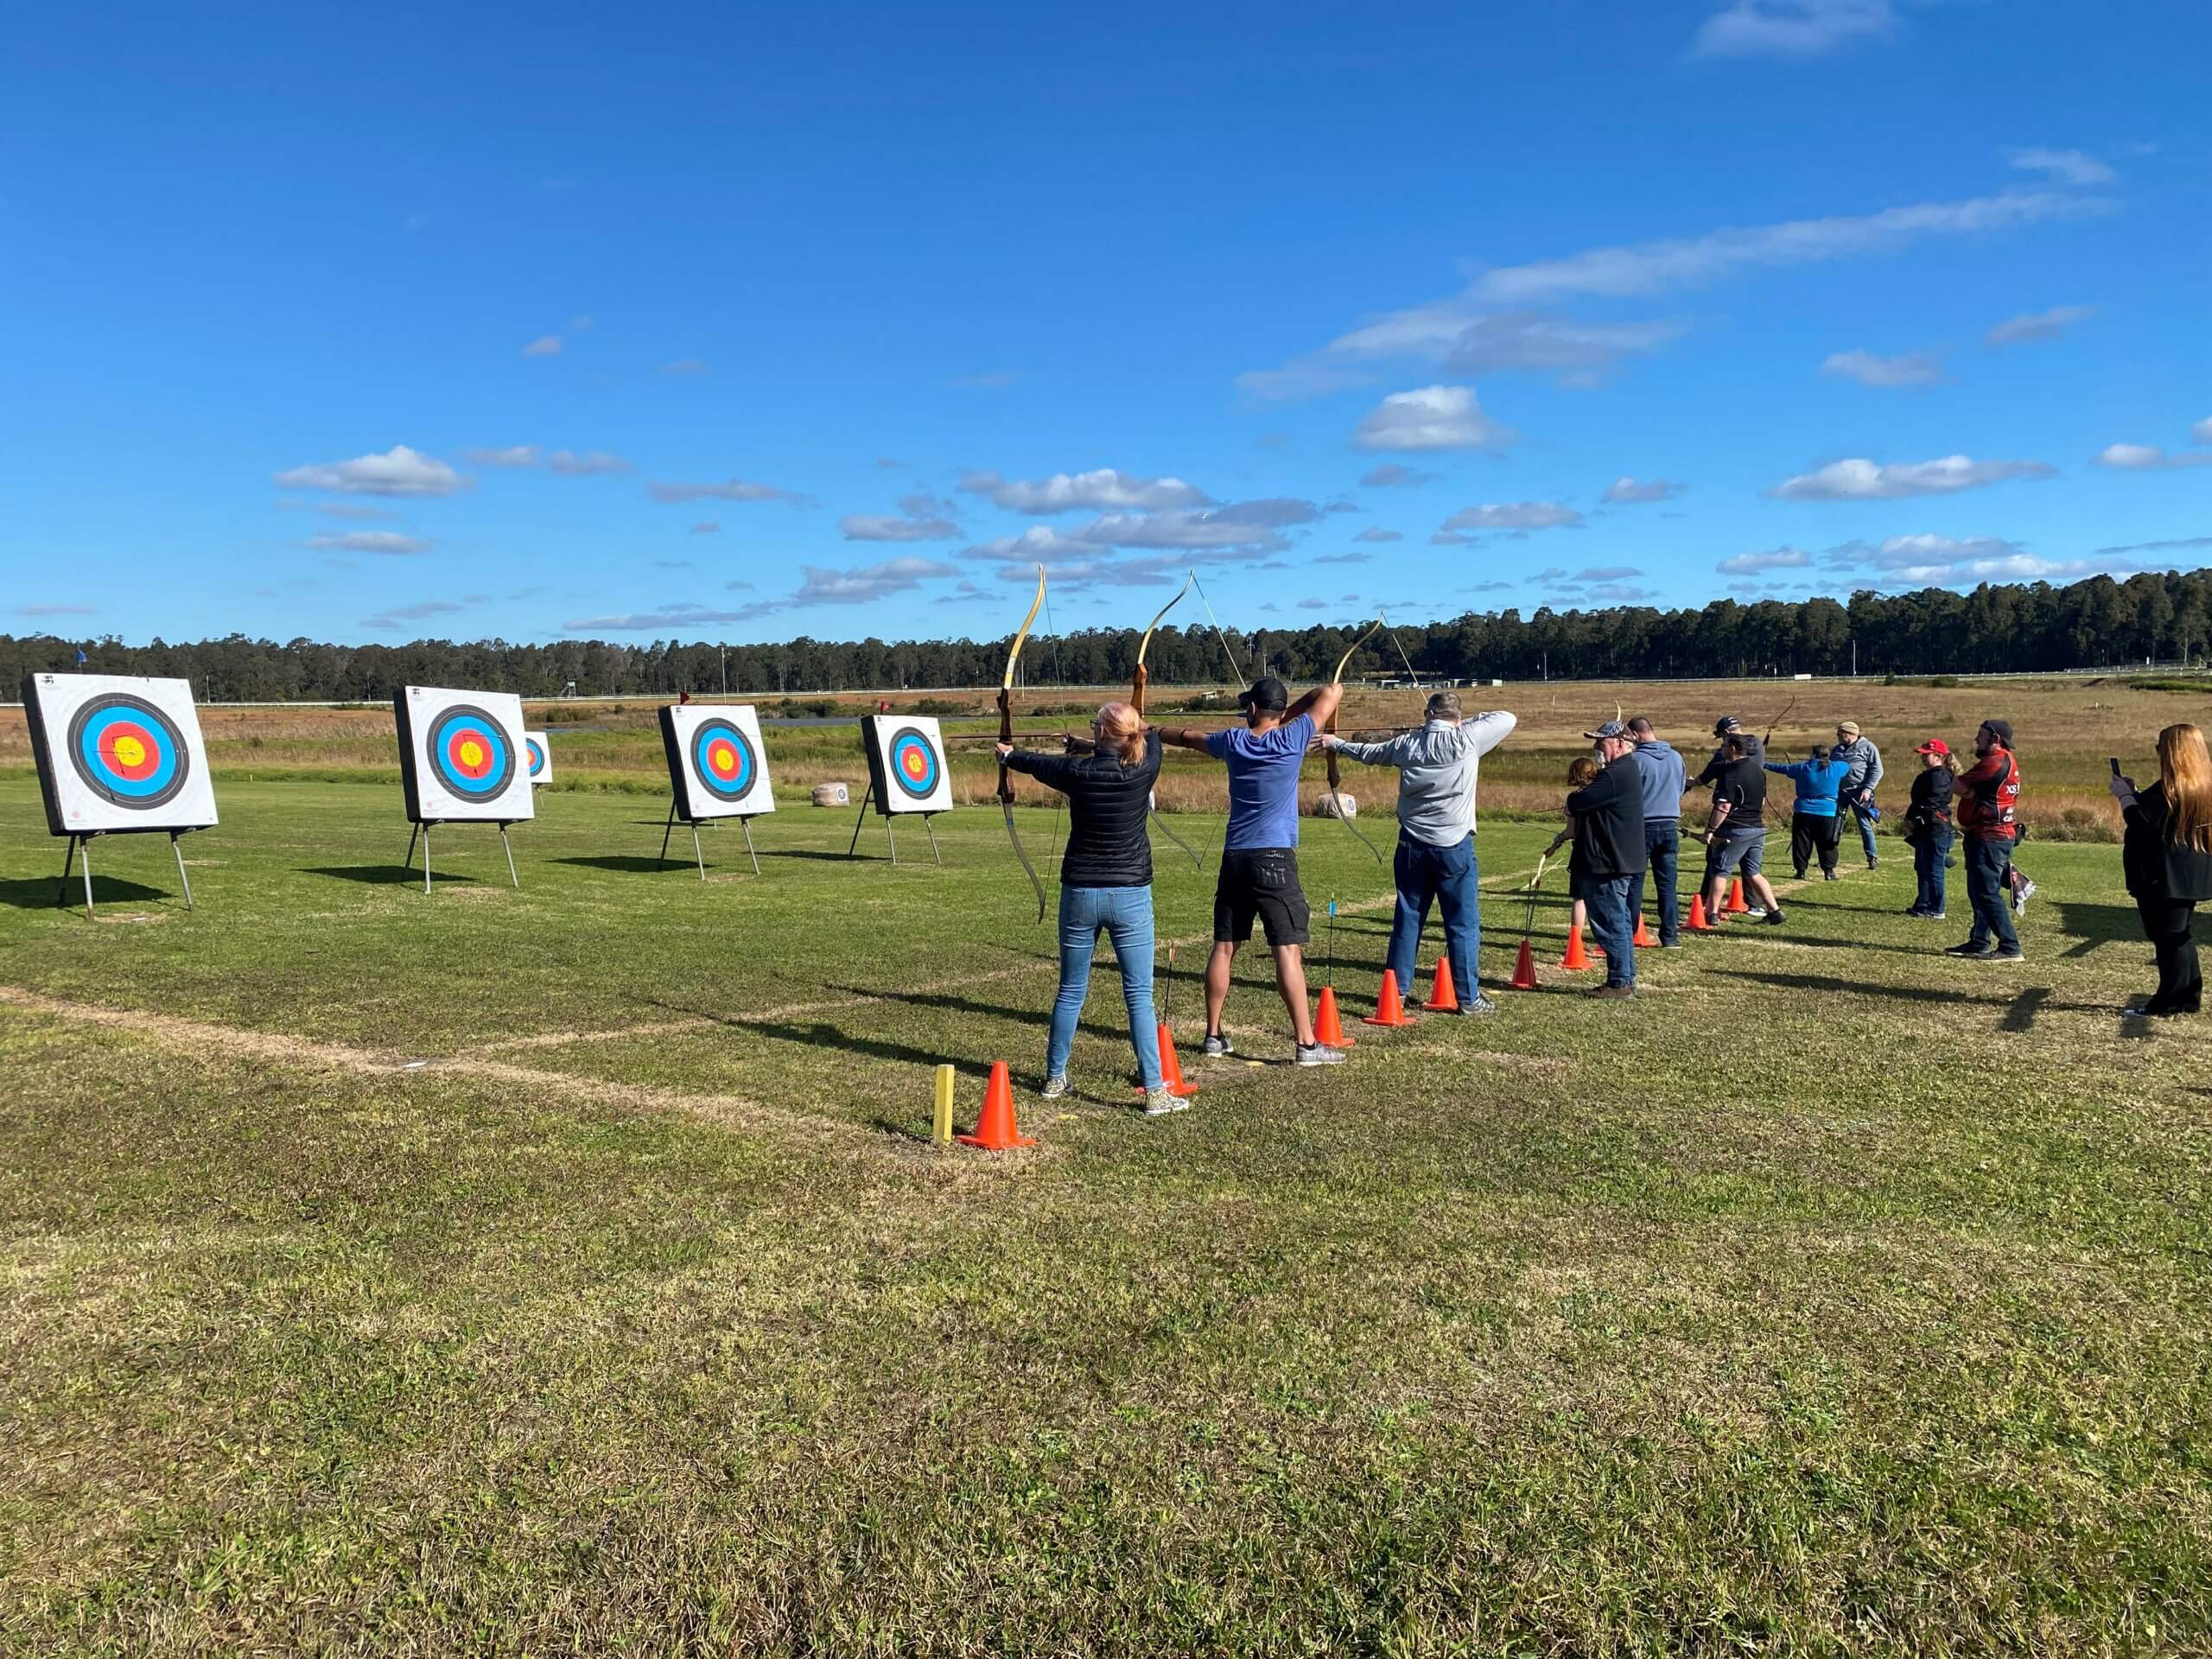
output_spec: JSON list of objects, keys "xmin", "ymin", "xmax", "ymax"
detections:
[{"xmin": 1161, "ymin": 674, "xmax": 1347, "ymax": 1066}]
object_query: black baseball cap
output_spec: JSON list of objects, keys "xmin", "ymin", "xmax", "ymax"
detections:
[
  {"xmin": 1713, "ymin": 715, "xmax": 1741, "ymax": 736},
  {"xmin": 1980, "ymin": 717, "xmax": 2013, "ymax": 746},
  {"xmin": 1238, "ymin": 676, "xmax": 1289, "ymax": 712}
]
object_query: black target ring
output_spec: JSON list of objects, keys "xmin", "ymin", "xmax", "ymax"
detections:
[{"xmin": 66, "ymin": 693, "xmax": 191, "ymax": 810}]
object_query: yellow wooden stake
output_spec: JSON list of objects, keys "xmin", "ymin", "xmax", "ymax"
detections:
[{"xmin": 932, "ymin": 1064, "xmax": 955, "ymax": 1146}]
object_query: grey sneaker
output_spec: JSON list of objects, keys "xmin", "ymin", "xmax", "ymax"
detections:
[
  {"xmin": 1294, "ymin": 1041, "xmax": 1348, "ymax": 1066},
  {"xmin": 1743, "ymin": 905, "xmax": 1767, "ymax": 918},
  {"xmin": 1440, "ymin": 991, "xmax": 1498, "ymax": 1016},
  {"xmin": 1200, "ymin": 1033, "xmax": 1235, "ymax": 1059},
  {"xmin": 1142, "ymin": 1085, "xmax": 1190, "ymax": 1116},
  {"xmin": 1040, "ymin": 1074, "xmax": 1070, "ymax": 1100}
]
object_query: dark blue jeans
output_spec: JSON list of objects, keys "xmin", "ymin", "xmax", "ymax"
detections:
[
  {"xmin": 1582, "ymin": 873, "xmax": 1637, "ymax": 988},
  {"xmin": 1913, "ymin": 829, "xmax": 1952, "ymax": 914},
  {"xmin": 1628, "ymin": 819, "xmax": 1681, "ymax": 944},
  {"xmin": 1849, "ymin": 799, "xmax": 1880, "ymax": 863},
  {"xmin": 1387, "ymin": 833, "xmax": 1480, "ymax": 1002},
  {"xmin": 1963, "ymin": 836, "xmax": 2018, "ymax": 950}
]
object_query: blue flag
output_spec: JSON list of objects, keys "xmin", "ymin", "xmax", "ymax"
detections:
[{"xmin": 74, "ymin": 646, "xmax": 86, "ymax": 666}]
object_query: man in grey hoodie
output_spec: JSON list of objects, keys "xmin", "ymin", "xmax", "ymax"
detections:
[
  {"xmin": 1625, "ymin": 716, "xmax": 1688, "ymax": 946},
  {"xmin": 1324, "ymin": 690, "xmax": 1516, "ymax": 1014},
  {"xmin": 1832, "ymin": 720, "xmax": 1885, "ymax": 869}
]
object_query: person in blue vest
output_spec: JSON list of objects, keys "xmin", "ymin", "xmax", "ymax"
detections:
[{"xmin": 1767, "ymin": 743, "xmax": 1850, "ymax": 880}]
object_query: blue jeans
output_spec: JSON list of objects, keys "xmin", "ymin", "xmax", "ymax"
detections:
[
  {"xmin": 1387, "ymin": 833, "xmax": 1480, "ymax": 1002},
  {"xmin": 1913, "ymin": 829, "xmax": 1952, "ymax": 914},
  {"xmin": 1963, "ymin": 837, "xmax": 2018, "ymax": 951},
  {"xmin": 1582, "ymin": 873, "xmax": 1637, "ymax": 988},
  {"xmin": 1849, "ymin": 799, "xmax": 1879, "ymax": 863},
  {"xmin": 1628, "ymin": 820, "xmax": 1681, "ymax": 944},
  {"xmin": 1049, "ymin": 886, "xmax": 1162, "ymax": 1088}
]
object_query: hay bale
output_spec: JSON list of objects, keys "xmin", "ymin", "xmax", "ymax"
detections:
[
  {"xmin": 1310, "ymin": 789, "xmax": 1359, "ymax": 820},
  {"xmin": 811, "ymin": 781, "xmax": 851, "ymax": 807}
]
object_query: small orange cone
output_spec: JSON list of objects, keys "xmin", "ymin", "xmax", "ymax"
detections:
[
  {"xmin": 957, "ymin": 1060, "xmax": 1035, "ymax": 1149},
  {"xmin": 1726, "ymin": 875, "xmax": 1749, "ymax": 913},
  {"xmin": 1155, "ymin": 1023, "xmax": 1200, "ymax": 1096},
  {"xmin": 1632, "ymin": 911, "xmax": 1655, "ymax": 948},
  {"xmin": 1560, "ymin": 924, "xmax": 1593, "ymax": 970},
  {"xmin": 1423, "ymin": 955, "xmax": 1459, "ymax": 1012},
  {"xmin": 1510, "ymin": 938, "xmax": 1539, "ymax": 990},
  {"xmin": 1687, "ymin": 894, "xmax": 1715, "ymax": 931},
  {"xmin": 1313, "ymin": 986, "xmax": 1357, "ymax": 1047},
  {"xmin": 1362, "ymin": 970, "xmax": 1418, "ymax": 1027}
]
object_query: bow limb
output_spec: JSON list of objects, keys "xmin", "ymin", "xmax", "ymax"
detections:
[
  {"xmin": 1325, "ymin": 618, "xmax": 1386, "ymax": 862},
  {"xmin": 1132, "ymin": 571, "xmax": 1202, "ymax": 870},
  {"xmin": 999, "ymin": 566, "xmax": 1049, "ymax": 922}
]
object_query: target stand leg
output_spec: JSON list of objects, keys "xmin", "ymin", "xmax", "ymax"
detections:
[
  {"xmin": 692, "ymin": 821, "xmax": 707, "ymax": 881},
  {"xmin": 659, "ymin": 798, "xmax": 678, "ymax": 864},
  {"xmin": 886, "ymin": 816, "xmax": 899, "ymax": 866},
  {"xmin": 422, "ymin": 824, "xmax": 434, "ymax": 894},
  {"xmin": 741, "ymin": 817, "xmax": 760, "ymax": 876},
  {"xmin": 923, "ymin": 813, "xmax": 942, "ymax": 866},
  {"xmin": 171, "ymin": 831, "xmax": 195, "ymax": 911},
  {"xmin": 57, "ymin": 836, "xmax": 77, "ymax": 912},
  {"xmin": 500, "ymin": 824, "xmax": 519, "ymax": 890},
  {"xmin": 78, "ymin": 836, "xmax": 97, "ymax": 919},
  {"xmin": 404, "ymin": 823, "xmax": 420, "ymax": 871},
  {"xmin": 846, "ymin": 784, "xmax": 876, "ymax": 859}
]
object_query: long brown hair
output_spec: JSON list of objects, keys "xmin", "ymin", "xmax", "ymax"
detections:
[
  {"xmin": 2158, "ymin": 722, "xmax": 2212, "ymax": 852},
  {"xmin": 1567, "ymin": 756, "xmax": 1598, "ymax": 789},
  {"xmin": 1096, "ymin": 701, "xmax": 1144, "ymax": 766}
]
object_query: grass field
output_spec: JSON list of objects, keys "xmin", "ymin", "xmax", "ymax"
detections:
[{"xmin": 4, "ymin": 696, "xmax": 2212, "ymax": 1653}]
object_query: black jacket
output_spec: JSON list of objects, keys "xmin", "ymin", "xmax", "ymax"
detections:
[
  {"xmin": 1905, "ymin": 766, "xmax": 1955, "ymax": 837},
  {"xmin": 1566, "ymin": 759, "xmax": 1649, "ymax": 880},
  {"xmin": 1005, "ymin": 728, "xmax": 1160, "ymax": 889},
  {"xmin": 2122, "ymin": 782, "xmax": 2212, "ymax": 904}
]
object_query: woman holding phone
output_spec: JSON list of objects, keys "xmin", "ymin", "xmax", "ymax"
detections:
[{"xmin": 2111, "ymin": 723, "xmax": 2212, "ymax": 1017}]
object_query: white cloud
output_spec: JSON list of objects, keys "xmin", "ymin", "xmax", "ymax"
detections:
[
  {"xmin": 1440, "ymin": 501, "xmax": 1584, "ymax": 532},
  {"xmin": 1815, "ymin": 532, "xmax": 2158, "ymax": 587},
  {"xmin": 1314, "ymin": 552, "xmax": 1371, "ymax": 565},
  {"xmin": 14, "ymin": 602, "xmax": 96, "ymax": 617},
  {"xmin": 2094, "ymin": 442, "xmax": 2212, "ymax": 471},
  {"xmin": 840, "ymin": 506, "xmax": 960, "ymax": 543},
  {"xmin": 1353, "ymin": 386, "xmax": 1515, "ymax": 453},
  {"xmin": 313, "ymin": 502, "xmax": 398, "ymax": 520},
  {"xmin": 690, "ymin": 522, "xmax": 720, "ymax": 535},
  {"xmin": 1985, "ymin": 304, "xmax": 2095, "ymax": 347},
  {"xmin": 1360, "ymin": 463, "xmax": 1438, "ymax": 489},
  {"xmin": 949, "ymin": 371, "xmax": 1020, "ymax": 389},
  {"xmin": 1570, "ymin": 565, "xmax": 1644, "ymax": 582},
  {"xmin": 468, "ymin": 446, "xmax": 540, "ymax": 467},
  {"xmin": 1077, "ymin": 499, "xmax": 1320, "ymax": 551},
  {"xmin": 309, "ymin": 531, "xmax": 432, "ymax": 556},
  {"xmin": 2008, "ymin": 147, "xmax": 2118, "ymax": 188},
  {"xmin": 547, "ymin": 449, "xmax": 633, "ymax": 476},
  {"xmin": 1600, "ymin": 476, "xmax": 1681, "ymax": 505},
  {"xmin": 1717, "ymin": 545, "xmax": 1813, "ymax": 575},
  {"xmin": 1438, "ymin": 312, "xmax": 1686, "ymax": 381},
  {"xmin": 522, "ymin": 335, "xmax": 563, "ymax": 358},
  {"xmin": 364, "ymin": 598, "xmax": 474, "ymax": 630},
  {"xmin": 958, "ymin": 467, "xmax": 1213, "ymax": 514},
  {"xmin": 274, "ymin": 444, "xmax": 467, "ymax": 498},
  {"xmin": 2094, "ymin": 536, "xmax": 2212, "ymax": 557},
  {"xmin": 1687, "ymin": 0, "xmax": 1895, "ymax": 60},
  {"xmin": 1353, "ymin": 527, "xmax": 1404, "ymax": 543},
  {"xmin": 1821, "ymin": 348, "xmax": 1945, "ymax": 387},
  {"xmin": 794, "ymin": 557, "xmax": 959, "ymax": 605},
  {"xmin": 647, "ymin": 477, "xmax": 810, "ymax": 505},
  {"xmin": 1582, "ymin": 583, "xmax": 1655, "ymax": 603},
  {"xmin": 1769, "ymin": 454, "xmax": 2057, "ymax": 499},
  {"xmin": 570, "ymin": 315, "xmax": 594, "ymax": 332},
  {"xmin": 2194, "ymin": 417, "xmax": 2212, "ymax": 446},
  {"xmin": 660, "ymin": 359, "xmax": 708, "ymax": 375},
  {"xmin": 563, "ymin": 601, "xmax": 779, "ymax": 632}
]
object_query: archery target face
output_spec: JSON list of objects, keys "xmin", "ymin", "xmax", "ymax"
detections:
[
  {"xmin": 524, "ymin": 730, "xmax": 552, "ymax": 785},
  {"xmin": 660, "ymin": 703, "xmax": 775, "ymax": 819},
  {"xmin": 395, "ymin": 686, "xmax": 533, "ymax": 823},
  {"xmin": 864, "ymin": 715, "xmax": 953, "ymax": 814},
  {"xmin": 22, "ymin": 673, "xmax": 219, "ymax": 836}
]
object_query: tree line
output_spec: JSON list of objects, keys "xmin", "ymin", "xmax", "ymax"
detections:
[{"xmin": 7, "ymin": 567, "xmax": 2209, "ymax": 702}]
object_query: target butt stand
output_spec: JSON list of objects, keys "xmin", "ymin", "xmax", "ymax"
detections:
[
  {"xmin": 658, "ymin": 797, "xmax": 761, "ymax": 880},
  {"xmin": 55, "ymin": 827, "xmax": 201, "ymax": 920},
  {"xmin": 404, "ymin": 819, "xmax": 522, "ymax": 894},
  {"xmin": 842, "ymin": 781, "xmax": 943, "ymax": 866}
]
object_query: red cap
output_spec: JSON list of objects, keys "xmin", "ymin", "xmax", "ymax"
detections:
[{"xmin": 1915, "ymin": 738, "xmax": 1950, "ymax": 757}]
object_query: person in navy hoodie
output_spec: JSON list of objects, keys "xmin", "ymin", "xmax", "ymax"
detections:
[
  {"xmin": 1624, "ymin": 716, "xmax": 1687, "ymax": 947},
  {"xmin": 1768, "ymin": 742, "xmax": 1850, "ymax": 880}
]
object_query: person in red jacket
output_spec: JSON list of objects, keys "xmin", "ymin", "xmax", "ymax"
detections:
[{"xmin": 1946, "ymin": 718, "xmax": 2023, "ymax": 961}]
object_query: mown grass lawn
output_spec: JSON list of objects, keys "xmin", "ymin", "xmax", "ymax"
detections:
[{"xmin": 3, "ymin": 779, "xmax": 2209, "ymax": 1656}]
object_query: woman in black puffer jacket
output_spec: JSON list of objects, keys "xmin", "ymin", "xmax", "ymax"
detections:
[
  {"xmin": 1001, "ymin": 702, "xmax": 1179, "ymax": 1112},
  {"xmin": 2112, "ymin": 721, "xmax": 2212, "ymax": 1018}
]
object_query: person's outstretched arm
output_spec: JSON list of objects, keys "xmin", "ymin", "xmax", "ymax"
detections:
[{"xmin": 1283, "ymin": 680, "xmax": 1344, "ymax": 729}]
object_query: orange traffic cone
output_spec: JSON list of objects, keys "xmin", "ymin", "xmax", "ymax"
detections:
[
  {"xmin": 1423, "ymin": 955, "xmax": 1459, "ymax": 1012},
  {"xmin": 1687, "ymin": 894, "xmax": 1715, "ymax": 931},
  {"xmin": 1313, "ymin": 986, "xmax": 1357, "ymax": 1047},
  {"xmin": 1726, "ymin": 875, "xmax": 1749, "ymax": 913},
  {"xmin": 1632, "ymin": 911, "xmax": 1655, "ymax": 948},
  {"xmin": 1362, "ymin": 970, "xmax": 1418, "ymax": 1027},
  {"xmin": 1154, "ymin": 1023, "xmax": 1200, "ymax": 1096},
  {"xmin": 1560, "ymin": 924, "xmax": 1593, "ymax": 970},
  {"xmin": 1510, "ymin": 938, "xmax": 1539, "ymax": 990},
  {"xmin": 957, "ymin": 1060, "xmax": 1036, "ymax": 1149}
]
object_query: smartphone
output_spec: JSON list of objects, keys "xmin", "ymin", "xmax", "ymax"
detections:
[{"xmin": 2110, "ymin": 757, "xmax": 2122, "ymax": 777}]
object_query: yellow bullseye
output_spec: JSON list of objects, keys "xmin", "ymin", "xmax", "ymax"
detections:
[
  {"xmin": 111, "ymin": 734, "xmax": 147, "ymax": 768},
  {"xmin": 459, "ymin": 739, "xmax": 485, "ymax": 769}
]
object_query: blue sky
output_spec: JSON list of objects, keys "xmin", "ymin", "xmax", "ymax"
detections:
[{"xmin": 4, "ymin": 0, "xmax": 2207, "ymax": 645}]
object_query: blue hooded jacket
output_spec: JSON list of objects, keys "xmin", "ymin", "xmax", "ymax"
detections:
[
  {"xmin": 1766, "ymin": 756, "xmax": 1849, "ymax": 817},
  {"xmin": 1631, "ymin": 738, "xmax": 1686, "ymax": 821}
]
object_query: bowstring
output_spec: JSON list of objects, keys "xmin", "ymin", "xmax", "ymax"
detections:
[
  {"xmin": 1042, "ymin": 582, "xmax": 1066, "ymax": 895},
  {"xmin": 1191, "ymin": 572, "xmax": 1248, "ymax": 871}
]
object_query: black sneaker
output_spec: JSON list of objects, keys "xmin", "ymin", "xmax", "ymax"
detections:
[
  {"xmin": 1824, "ymin": 870, "xmax": 1839, "ymax": 881},
  {"xmin": 1866, "ymin": 856, "xmax": 1879, "ymax": 871},
  {"xmin": 1764, "ymin": 907, "xmax": 1785, "ymax": 925},
  {"xmin": 1945, "ymin": 941, "xmax": 1994, "ymax": 958},
  {"xmin": 1986, "ymin": 947, "xmax": 2024, "ymax": 963}
]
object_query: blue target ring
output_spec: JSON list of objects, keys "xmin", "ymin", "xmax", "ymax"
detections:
[
  {"xmin": 67, "ymin": 694, "xmax": 190, "ymax": 810},
  {"xmin": 887, "ymin": 725, "xmax": 941, "ymax": 801},
  {"xmin": 423, "ymin": 703, "xmax": 516, "ymax": 804},
  {"xmin": 690, "ymin": 718, "xmax": 759, "ymax": 802},
  {"xmin": 525, "ymin": 736, "xmax": 547, "ymax": 778}
]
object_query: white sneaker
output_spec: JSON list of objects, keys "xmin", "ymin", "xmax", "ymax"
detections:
[
  {"xmin": 1143, "ymin": 1085, "xmax": 1190, "ymax": 1116},
  {"xmin": 1294, "ymin": 1042, "xmax": 1348, "ymax": 1066},
  {"xmin": 1743, "ymin": 906, "xmax": 1767, "ymax": 918},
  {"xmin": 1040, "ymin": 1074, "xmax": 1070, "ymax": 1100}
]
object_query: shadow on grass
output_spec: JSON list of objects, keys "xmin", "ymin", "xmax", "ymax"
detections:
[
  {"xmin": 1707, "ymin": 966, "xmax": 2125, "ymax": 1021},
  {"xmin": 0, "ymin": 874, "xmax": 175, "ymax": 910},
  {"xmin": 553, "ymin": 855, "xmax": 691, "ymax": 875},
  {"xmin": 302, "ymin": 866, "xmax": 477, "ymax": 886},
  {"xmin": 2050, "ymin": 900, "xmax": 2142, "ymax": 960}
]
